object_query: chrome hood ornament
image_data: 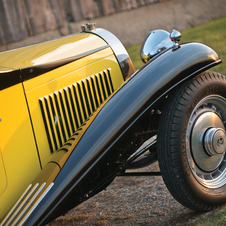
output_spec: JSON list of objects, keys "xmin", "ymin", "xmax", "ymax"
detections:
[{"xmin": 140, "ymin": 29, "xmax": 181, "ymax": 63}]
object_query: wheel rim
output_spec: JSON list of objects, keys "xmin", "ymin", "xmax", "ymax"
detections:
[{"xmin": 186, "ymin": 95, "xmax": 226, "ymax": 188}]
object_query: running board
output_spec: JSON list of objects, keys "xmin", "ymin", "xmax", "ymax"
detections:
[{"xmin": 1, "ymin": 182, "xmax": 54, "ymax": 226}]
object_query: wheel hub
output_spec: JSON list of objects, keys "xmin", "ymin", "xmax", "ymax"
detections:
[
  {"xmin": 204, "ymin": 127, "xmax": 226, "ymax": 156},
  {"xmin": 191, "ymin": 111, "xmax": 225, "ymax": 172},
  {"xmin": 186, "ymin": 95, "xmax": 226, "ymax": 189}
]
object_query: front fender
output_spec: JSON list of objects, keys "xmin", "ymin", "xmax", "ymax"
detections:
[{"xmin": 25, "ymin": 42, "xmax": 221, "ymax": 225}]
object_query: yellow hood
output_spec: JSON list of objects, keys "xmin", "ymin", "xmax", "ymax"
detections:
[{"xmin": 0, "ymin": 32, "xmax": 107, "ymax": 70}]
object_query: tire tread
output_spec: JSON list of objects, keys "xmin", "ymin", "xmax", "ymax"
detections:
[{"xmin": 157, "ymin": 71, "xmax": 226, "ymax": 211}]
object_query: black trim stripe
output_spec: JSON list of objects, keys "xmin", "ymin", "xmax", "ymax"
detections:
[
  {"xmin": 0, "ymin": 69, "xmax": 21, "ymax": 91},
  {"xmin": 0, "ymin": 45, "xmax": 109, "ymax": 91}
]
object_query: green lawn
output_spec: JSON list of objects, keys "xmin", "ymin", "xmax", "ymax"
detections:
[
  {"xmin": 196, "ymin": 207, "xmax": 226, "ymax": 226},
  {"xmin": 127, "ymin": 16, "xmax": 226, "ymax": 226},
  {"xmin": 127, "ymin": 15, "xmax": 226, "ymax": 75}
]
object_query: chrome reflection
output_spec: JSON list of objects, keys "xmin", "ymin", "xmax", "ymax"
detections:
[
  {"xmin": 170, "ymin": 29, "xmax": 181, "ymax": 50},
  {"xmin": 140, "ymin": 29, "xmax": 182, "ymax": 63},
  {"xmin": 85, "ymin": 28, "xmax": 135, "ymax": 80},
  {"xmin": 140, "ymin": 30, "xmax": 172, "ymax": 63},
  {"xmin": 186, "ymin": 95, "xmax": 226, "ymax": 189}
]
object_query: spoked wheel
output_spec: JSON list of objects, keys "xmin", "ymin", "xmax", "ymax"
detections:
[{"xmin": 158, "ymin": 72, "xmax": 226, "ymax": 211}]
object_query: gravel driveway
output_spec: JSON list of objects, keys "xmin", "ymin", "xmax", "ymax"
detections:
[{"xmin": 46, "ymin": 162, "xmax": 222, "ymax": 226}]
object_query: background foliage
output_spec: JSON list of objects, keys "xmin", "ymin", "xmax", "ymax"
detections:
[{"xmin": 127, "ymin": 16, "xmax": 226, "ymax": 75}]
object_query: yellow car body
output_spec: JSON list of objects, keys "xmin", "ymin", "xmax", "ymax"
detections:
[
  {"xmin": 0, "ymin": 24, "xmax": 223, "ymax": 226},
  {"xmin": 0, "ymin": 30, "xmax": 133, "ymax": 224}
]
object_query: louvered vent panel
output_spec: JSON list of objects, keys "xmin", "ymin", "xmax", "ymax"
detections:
[{"xmin": 39, "ymin": 69, "xmax": 114, "ymax": 153}]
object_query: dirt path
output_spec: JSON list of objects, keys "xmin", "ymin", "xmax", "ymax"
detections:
[{"xmin": 46, "ymin": 163, "xmax": 221, "ymax": 226}]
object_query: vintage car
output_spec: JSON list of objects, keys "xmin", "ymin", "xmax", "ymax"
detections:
[{"xmin": 1, "ymin": 22, "xmax": 226, "ymax": 225}]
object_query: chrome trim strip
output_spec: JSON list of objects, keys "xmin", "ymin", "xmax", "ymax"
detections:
[
  {"xmin": 18, "ymin": 183, "xmax": 54, "ymax": 226},
  {"xmin": 86, "ymin": 28, "xmax": 134, "ymax": 80},
  {"xmin": 1, "ymin": 182, "xmax": 54, "ymax": 226},
  {"xmin": 89, "ymin": 28, "xmax": 128, "ymax": 62},
  {"xmin": 13, "ymin": 183, "xmax": 46, "ymax": 226},
  {"xmin": 3, "ymin": 183, "xmax": 39, "ymax": 226},
  {"xmin": 0, "ymin": 185, "xmax": 32, "ymax": 226}
]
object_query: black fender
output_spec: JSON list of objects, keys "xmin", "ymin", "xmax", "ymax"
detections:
[{"xmin": 25, "ymin": 42, "xmax": 221, "ymax": 225}]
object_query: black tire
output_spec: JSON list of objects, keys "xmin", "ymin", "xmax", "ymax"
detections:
[{"xmin": 157, "ymin": 71, "xmax": 226, "ymax": 211}]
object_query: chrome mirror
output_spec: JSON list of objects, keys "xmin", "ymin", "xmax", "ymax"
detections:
[
  {"xmin": 170, "ymin": 29, "xmax": 181, "ymax": 49},
  {"xmin": 140, "ymin": 29, "xmax": 181, "ymax": 63}
]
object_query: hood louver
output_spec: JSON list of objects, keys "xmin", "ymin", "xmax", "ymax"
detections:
[{"xmin": 39, "ymin": 69, "xmax": 114, "ymax": 153}]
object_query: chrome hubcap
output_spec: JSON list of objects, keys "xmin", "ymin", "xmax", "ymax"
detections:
[
  {"xmin": 186, "ymin": 95, "xmax": 226, "ymax": 188},
  {"xmin": 204, "ymin": 127, "xmax": 226, "ymax": 156}
]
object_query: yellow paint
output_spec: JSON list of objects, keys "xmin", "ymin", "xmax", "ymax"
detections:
[
  {"xmin": 24, "ymin": 48, "xmax": 124, "ymax": 167},
  {"xmin": 0, "ymin": 163, "xmax": 59, "ymax": 225},
  {"xmin": 48, "ymin": 99, "xmax": 107, "ymax": 169},
  {"xmin": 0, "ymin": 66, "xmax": 14, "ymax": 72},
  {"xmin": 0, "ymin": 33, "xmax": 107, "ymax": 69},
  {"xmin": 23, "ymin": 47, "xmax": 113, "ymax": 92},
  {"xmin": 0, "ymin": 84, "xmax": 41, "ymax": 221},
  {"xmin": 0, "ymin": 89, "xmax": 114, "ymax": 223},
  {"xmin": 0, "ymin": 31, "xmax": 126, "ymax": 222},
  {"xmin": 50, "ymin": 150, "xmax": 69, "ymax": 169},
  {"xmin": 0, "ymin": 152, "xmax": 7, "ymax": 198},
  {"xmin": 31, "ymin": 162, "xmax": 60, "ymax": 186}
]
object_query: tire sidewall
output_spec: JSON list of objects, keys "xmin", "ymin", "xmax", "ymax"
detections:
[{"xmin": 179, "ymin": 78, "xmax": 226, "ymax": 204}]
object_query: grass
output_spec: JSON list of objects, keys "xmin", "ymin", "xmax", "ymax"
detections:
[
  {"xmin": 197, "ymin": 208, "xmax": 226, "ymax": 226},
  {"xmin": 126, "ymin": 43, "xmax": 142, "ymax": 71},
  {"xmin": 100, "ymin": 215, "xmax": 112, "ymax": 219},
  {"xmin": 126, "ymin": 15, "xmax": 226, "ymax": 74},
  {"xmin": 72, "ymin": 214, "xmax": 90, "ymax": 221},
  {"xmin": 94, "ymin": 220, "xmax": 107, "ymax": 225},
  {"xmin": 93, "ymin": 215, "xmax": 134, "ymax": 225},
  {"xmin": 53, "ymin": 214, "xmax": 90, "ymax": 224},
  {"xmin": 115, "ymin": 215, "xmax": 134, "ymax": 220},
  {"xmin": 127, "ymin": 15, "xmax": 226, "ymax": 225}
]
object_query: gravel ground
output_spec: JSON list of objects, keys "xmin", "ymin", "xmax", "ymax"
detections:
[{"xmin": 46, "ymin": 163, "xmax": 223, "ymax": 226}]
